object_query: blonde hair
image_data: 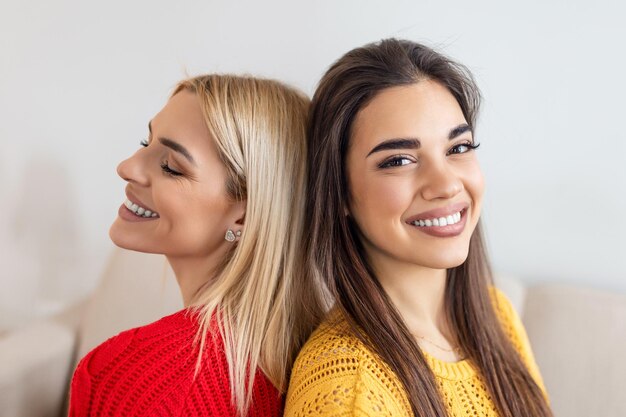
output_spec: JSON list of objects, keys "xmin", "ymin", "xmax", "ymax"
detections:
[{"xmin": 172, "ymin": 75, "xmax": 322, "ymax": 416}]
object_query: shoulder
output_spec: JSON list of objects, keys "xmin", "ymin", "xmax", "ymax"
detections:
[
  {"xmin": 70, "ymin": 309, "xmax": 202, "ymax": 415},
  {"xmin": 285, "ymin": 313, "xmax": 411, "ymax": 417},
  {"xmin": 488, "ymin": 286, "xmax": 549, "ymax": 398},
  {"xmin": 75, "ymin": 309, "xmax": 198, "ymax": 376},
  {"xmin": 488, "ymin": 286, "xmax": 533, "ymax": 359},
  {"xmin": 286, "ymin": 317, "xmax": 364, "ymax": 398},
  {"xmin": 488, "ymin": 286, "xmax": 528, "ymax": 350},
  {"xmin": 488, "ymin": 286, "xmax": 516, "ymax": 320},
  {"xmin": 71, "ymin": 309, "xmax": 282, "ymax": 416}
]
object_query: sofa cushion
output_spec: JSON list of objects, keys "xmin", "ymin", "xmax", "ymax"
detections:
[{"xmin": 523, "ymin": 284, "xmax": 626, "ymax": 417}]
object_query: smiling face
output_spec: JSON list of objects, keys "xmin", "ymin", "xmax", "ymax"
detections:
[
  {"xmin": 109, "ymin": 90, "xmax": 245, "ymax": 259},
  {"xmin": 346, "ymin": 79, "xmax": 484, "ymax": 272}
]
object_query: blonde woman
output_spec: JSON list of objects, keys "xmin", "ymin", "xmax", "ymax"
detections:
[{"xmin": 69, "ymin": 75, "xmax": 321, "ymax": 416}]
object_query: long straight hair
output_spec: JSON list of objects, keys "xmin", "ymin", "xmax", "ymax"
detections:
[
  {"xmin": 173, "ymin": 75, "xmax": 324, "ymax": 416},
  {"xmin": 306, "ymin": 39, "xmax": 552, "ymax": 417}
]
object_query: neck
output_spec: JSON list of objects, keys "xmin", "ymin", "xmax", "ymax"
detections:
[
  {"xmin": 367, "ymin": 249, "xmax": 451, "ymax": 338},
  {"xmin": 166, "ymin": 247, "xmax": 227, "ymax": 307}
]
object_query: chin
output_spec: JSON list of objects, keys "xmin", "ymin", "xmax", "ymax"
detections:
[
  {"xmin": 109, "ymin": 221, "xmax": 152, "ymax": 254},
  {"xmin": 412, "ymin": 247, "xmax": 470, "ymax": 270},
  {"xmin": 109, "ymin": 225, "xmax": 134, "ymax": 251}
]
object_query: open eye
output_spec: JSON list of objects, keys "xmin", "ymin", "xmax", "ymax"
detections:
[
  {"xmin": 140, "ymin": 139, "xmax": 149, "ymax": 148},
  {"xmin": 448, "ymin": 141, "xmax": 480, "ymax": 155},
  {"xmin": 379, "ymin": 155, "xmax": 415, "ymax": 169}
]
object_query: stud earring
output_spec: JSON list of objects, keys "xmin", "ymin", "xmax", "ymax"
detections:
[{"xmin": 225, "ymin": 229, "xmax": 242, "ymax": 242}]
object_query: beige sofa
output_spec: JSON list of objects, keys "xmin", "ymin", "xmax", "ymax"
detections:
[{"xmin": 1, "ymin": 248, "xmax": 625, "ymax": 417}]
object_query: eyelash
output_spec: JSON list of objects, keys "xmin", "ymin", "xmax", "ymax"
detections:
[
  {"xmin": 139, "ymin": 139, "xmax": 183, "ymax": 177},
  {"xmin": 160, "ymin": 161, "xmax": 183, "ymax": 177},
  {"xmin": 378, "ymin": 141, "xmax": 481, "ymax": 168},
  {"xmin": 448, "ymin": 141, "xmax": 481, "ymax": 155},
  {"xmin": 379, "ymin": 155, "xmax": 415, "ymax": 168}
]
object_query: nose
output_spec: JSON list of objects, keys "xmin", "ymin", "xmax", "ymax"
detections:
[
  {"xmin": 116, "ymin": 151, "xmax": 150, "ymax": 186},
  {"xmin": 419, "ymin": 161, "xmax": 463, "ymax": 201}
]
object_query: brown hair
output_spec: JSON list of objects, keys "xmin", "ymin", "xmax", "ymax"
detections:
[{"xmin": 305, "ymin": 39, "xmax": 552, "ymax": 417}]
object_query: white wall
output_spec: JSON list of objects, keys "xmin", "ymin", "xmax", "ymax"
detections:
[{"xmin": 1, "ymin": 0, "xmax": 624, "ymax": 330}]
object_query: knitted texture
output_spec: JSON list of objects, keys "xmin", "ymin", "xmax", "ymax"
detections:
[
  {"xmin": 69, "ymin": 309, "xmax": 282, "ymax": 417},
  {"xmin": 285, "ymin": 288, "xmax": 547, "ymax": 417}
]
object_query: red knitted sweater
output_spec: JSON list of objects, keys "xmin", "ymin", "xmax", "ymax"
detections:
[{"xmin": 69, "ymin": 309, "xmax": 283, "ymax": 416}]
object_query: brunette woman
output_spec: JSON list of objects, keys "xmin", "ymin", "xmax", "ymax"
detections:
[{"xmin": 285, "ymin": 39, "xmax": 552, "ymax": 417}]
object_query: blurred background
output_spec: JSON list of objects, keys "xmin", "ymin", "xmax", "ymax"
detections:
[
  {"xmin": 1, "ymin": 0, "xmax": 624, "ymax": 339},
  {"xmin": 1, "ymin": 1, "xmax": 626, "ymax": 416}
]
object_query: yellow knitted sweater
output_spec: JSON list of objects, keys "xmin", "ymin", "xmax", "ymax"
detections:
[{"xmin": 285, "ymin": 288, "xmax": 548, "ymax": 417}]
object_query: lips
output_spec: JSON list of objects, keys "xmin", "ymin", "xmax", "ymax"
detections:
[
  {"xmin": 404, "ymin": 202, "xmax": 470, "ymax": 238},
  {"xmin": 123, "ymin": 189, "xmax": 159, "ymax": 219},
  {"xmin": 405, "ymin": 202, "xmax": 469, "ymax": 224},
  {"xmin": 125, "ymin": 189, "xmax": 157, "ymax": 214}
]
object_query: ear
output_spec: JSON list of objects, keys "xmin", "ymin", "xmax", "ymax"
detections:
[{"xmin": 232, "ymin": 199, "xmax": 246, "ymax": 226}]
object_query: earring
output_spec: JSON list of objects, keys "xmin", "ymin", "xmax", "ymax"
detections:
[{"xmin": 225, "ymin": 229, "xmax": 242, "ymax": 242}]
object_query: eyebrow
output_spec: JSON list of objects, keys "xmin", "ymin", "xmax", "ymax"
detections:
[
  {"xmin": 148, "ymin": 121, "xmax": 197, "ymax": 165},
  {"xmin": 366, "ymin": 123, "xmax": 472, "ymax": 157},
  {"xmin": 448, "ymin": 123, "xmax": 472, "ymax": 140},
  {"xmin": 366, "ymin": 138, "xmax": 420, "ymax": 156}
]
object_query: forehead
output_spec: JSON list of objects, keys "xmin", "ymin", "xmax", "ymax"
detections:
[
  {"xmin": 152, "ymin": 90, "xmax": 207, "ymax": 135},
  {"xmin": 151, "ymin": 90, "xmax": 216, "ymax": 162},
  {"xmin": 351, "ymin": 80, "xmax": 467, "ymax": 148}
]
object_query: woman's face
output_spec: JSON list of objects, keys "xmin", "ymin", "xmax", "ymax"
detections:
[
  {"xmin": 346, "ymin": 79, "xmax": 484, "ymax": 271},
  {"xmin": 109, "ymin": 90, "xmax": 244, "ymax": 259}
]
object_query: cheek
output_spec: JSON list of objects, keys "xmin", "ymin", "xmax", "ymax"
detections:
[
  {"xmin": 349, "ymin": 173, "xmax": 415, "ymax": 246},
  {"xmin": 461, "ymin": 162, "xmax": 485, "ymax": 231},
  {"xmin": 158, "ymin": 183, "xmax": 230, "ymax": 237},
  {"xmin": 354, "ymin": 177, "xmax": 411, "ymax": 217},
  {"xmin": 466, "ymin": 163, "xmax": 485, "ymax": 204}
]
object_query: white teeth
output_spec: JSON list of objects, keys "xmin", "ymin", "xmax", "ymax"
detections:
[
  {"xmin": 411, "ymin": 210, "xmax": 464, "ymax": 228},
  {"xmin": 124, "ymin": 198, "xmax": 158, "ymax": 218}
]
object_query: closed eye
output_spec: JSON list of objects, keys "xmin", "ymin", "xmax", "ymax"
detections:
[
  {"xmin": 140, "ymin": 139, "xmax": 149, "ymax": 148},
  {"xmin": 378, "ymin": 155, "xmax": 415, "ymax": 169},
  {"xmin": 160, "ymin": 161, "xmax": 183, "ymax": 177}
]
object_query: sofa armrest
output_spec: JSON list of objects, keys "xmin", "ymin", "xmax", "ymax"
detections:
[{"xmin": 0, "ymin": 320, "xmax": 75, "ymax": 417}]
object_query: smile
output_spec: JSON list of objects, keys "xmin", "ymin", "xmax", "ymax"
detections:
[
  {"xmin": 124, "ymin": 198, "xmax": 159, "ymax": 218},
  {"xmin": 405, "ymin": 205, "xmax": 469, "ymax": 238},
  {"xmin": 411, "ymin": 210, "xmax": 462, "ymax": 227}
]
